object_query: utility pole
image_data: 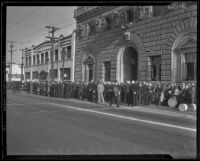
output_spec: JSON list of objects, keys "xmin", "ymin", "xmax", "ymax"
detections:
[
  {"xmin": 45, "ymin": 26, "xmax": 60, "ymax": 82},
  {"xmin": 7, "ymin": 41, "xmax": 16, "ymax": 83},
  {"xmin": 20, "ymin": 49, "xmax": 25, "ymax": 82},
  {"xmin": 61, "ymin": 47, "xmax": 66, "ymax": 81}
]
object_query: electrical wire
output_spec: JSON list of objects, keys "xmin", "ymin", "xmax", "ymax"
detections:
[
  {"xmin": 7, "ymin": 21, "xmax": 42, "ymax": 31},
  {"xmin": 9, "ymin": 7, "xmax": 76, "ymax": 48},
  {"xmin": 7, "ymin": 7, "xmax": 42, "ymax": 31}
]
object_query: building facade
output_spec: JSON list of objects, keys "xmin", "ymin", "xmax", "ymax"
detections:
[
  {"xmin": 24, "ymin": 32, "xmax": 76, "ymax": 82},
  {"xmin": 6, "ymin": 63, "xmax": 24, "ymax": 82},
  {"xmin": 73, "ymin": 2, "xmax": 197, "ymax": 83}
]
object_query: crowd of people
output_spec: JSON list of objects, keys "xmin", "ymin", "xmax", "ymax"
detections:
[{"xmin": 24, "ymin": 80, "xmax": 196, "ymax": 108}]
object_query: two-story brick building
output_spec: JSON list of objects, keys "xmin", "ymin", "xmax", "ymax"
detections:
[
  {"xmin": 24, "ymin": 32, "xmax": 76, "ymax": 82},
  {"xmin": 73, "ymin": 2, "xmax": 197, "ymax": 83}
]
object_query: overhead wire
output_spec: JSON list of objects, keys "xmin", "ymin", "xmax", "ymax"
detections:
[
  {"xmin": 7, "ymin": 7, "xmax": 42, "ymax": 31},
  {"xmin": 7, "ymin": 20, "xmax": 42, "ymax": 31},
  {"xmin": 11, "ymin": 7, "xmax": 76, "ymax": 47}
]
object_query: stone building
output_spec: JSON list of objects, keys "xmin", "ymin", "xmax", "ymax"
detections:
[
  {"xmin": 24, "ymin": 32, "xmax": 76, "ymax": 82},
  {"xmin": 73, "ymin": 2, "xmax": 197, "ymax": 83}
]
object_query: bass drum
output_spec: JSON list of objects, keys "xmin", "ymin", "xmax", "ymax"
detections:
[
  {"xmin": 188, "ymin": 104, "xmax": 196, "ymax": 112},
  {"xmin": 178, "ymin": 104, "xmax": 188, "ymax": 112},
  {"xmin": 168, "ymin": 96, "xmax": 177, "ymax": 108}
]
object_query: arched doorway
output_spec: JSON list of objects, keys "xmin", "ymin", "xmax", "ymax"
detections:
[
  {"xmin": 83, "ymin": 56, "xmax": 95, "ymax": 82},
  {"xmin": 123, "ymin": 47, "xmax": 138, "ymax": 82}
]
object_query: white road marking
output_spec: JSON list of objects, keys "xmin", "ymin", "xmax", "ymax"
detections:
[
  {"xmin": 50, "ymin": 103, "xmax": 196, "ymax": 132},
  {"xmin": 7, "ymin": 103, "xmax": 50, "ymax": 106}
]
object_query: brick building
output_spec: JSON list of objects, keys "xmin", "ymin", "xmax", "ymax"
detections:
[
  {"xmin": 73, "ymin": 2, "xmax": 197, "ymax": 83},
  {"xmin": 24, "ymin": 32, "xmax": 76, "ymax": 82}
]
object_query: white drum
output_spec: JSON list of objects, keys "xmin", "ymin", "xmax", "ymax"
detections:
[
  {"xmin": 168, "ymin": 96, "xmax": 177, "ymax": 108},
  {"xmin": 178, "ymin": 104, "xmax": 188, "ymax": 112},
  {"xmin": 188, "ymin": 104, "xmax": 196, "ymax": 112}
]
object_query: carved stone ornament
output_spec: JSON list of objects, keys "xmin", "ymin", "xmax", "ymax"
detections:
[
  {"xmin": 124, "ymin": 31, "xmax": 131, "ymax": 40},
  {"xmin": 84, "ymin": 23, "xmax": 90, "ymax": 37},
  {"xmin": 76, "ymin": 25, "xmax": 84, "ymax": 38},
  {"xmin": 168, "ymin": 2, "xmax": 187, "ymax": 10},
  {"xmin": 113, "ymin": 12, "xmax": 120, "ymax": 27},
  {"xmin": 95, "ymin": 18, "xmax": 101, "ymax": 32},
  {"xmin": 120, "ymin": 11, "xmax": 128, "ymax": 24},
  {"xmin": 83, "ymin": 56, "xmax": 95, "ymax": 65},
  {"xmin": 100, "ymin": 17, "xmax": 107, "ymax": 32}
]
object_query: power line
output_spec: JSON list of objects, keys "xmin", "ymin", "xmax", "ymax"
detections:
[
  {"xmin": 20, "ymin": 49, "xmax": 25, "ymax": 82},
  {"xmin": 7, "ymin": 7, "xmax": 42, "ymax": 31},
  {"xmin": 7, "ymin": 21, "xmax": 42, "ymax": 31},
  {"xmin": 45, "ymin": 26, "xmax": 60, "ymax": 81},
  {"xmin": 18, "ymin": 21, "xmax": 76, "ymax": 45}
]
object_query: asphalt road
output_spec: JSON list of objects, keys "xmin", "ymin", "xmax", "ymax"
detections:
[{"xmin": 6, "ymin": 90, "xmax": 196, "ymax": 158}]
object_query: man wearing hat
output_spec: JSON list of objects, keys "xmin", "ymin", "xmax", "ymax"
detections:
[
  {"xmin": 124, "ymin": 80, "xmax": 131, "ymax": 105},
  {"xmin": 137, "ymin": 81, "xmax": 143, "ymax": 105},
  {"xmin": 97, "ymin": 81, "xmax": 105, "ymax": 104},
  {"xmin": 131, "ymin": 80, "xmax": 137, "ymax": 106},
  {"xmin": 112, "ymin": 81, "xmax": 120, "ymax": 107}
]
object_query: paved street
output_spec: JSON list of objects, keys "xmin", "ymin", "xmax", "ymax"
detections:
[{"xmin": 6, "ymin": 90, "xmax": 196, "ymax": 158}]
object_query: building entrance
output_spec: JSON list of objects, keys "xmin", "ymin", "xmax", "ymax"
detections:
[
  {"xmin": 123, "ymin": 47, "xmax": 137, "ymax": 82},
  {"xmin": 88, "ymin": 64, "xmax": 93, "ymax": 82},
  {"xmin": 83, "ymin": 56, "xmax": 95, "ymax": 82}
]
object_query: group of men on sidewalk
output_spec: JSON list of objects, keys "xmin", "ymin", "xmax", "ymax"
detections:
[{"xmin": 24, "ymin": 80, "xmax": 196, "ymax": 109}]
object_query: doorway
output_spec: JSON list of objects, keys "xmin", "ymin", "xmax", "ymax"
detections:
[{"xmin": 123, "ymin": 47, "xmax": 138, "ymax": 82}]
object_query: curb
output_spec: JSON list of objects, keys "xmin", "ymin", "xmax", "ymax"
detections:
[
  {"xmin": 9, "ymin": 91, "xmax": 196, "ymax": 120},
  {"xmin": 119, "ymin": 105, "xmax": 196, "ymax": 120},
  {"xmin": 68, "ymin": 99, "xmax": 196, "ymax": 120}
]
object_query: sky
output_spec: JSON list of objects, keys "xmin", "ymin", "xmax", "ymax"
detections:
[{"xmin": 6, "ymin": 6, "xmax": 77, "ymax": 64}]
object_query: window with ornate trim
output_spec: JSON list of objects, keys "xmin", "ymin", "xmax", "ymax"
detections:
[
  {"xmin": 106, "ymin": 16, "xmax": 111, "ymax": 31},
  {"xmin": 104, "ymin": 61, "xmax": 111, "ymax": 81},
  {"xmin": 150, "ymin": 56, "xmax": 161, "ymax": 81},
  {"xmin": 89, "ymin": 20, "xmax": 95, "ymax": 36},
  {"xmin": 181, "ymin": 53, "xmax": 196, "ymax": 81},
  {"xmin": 126, "ymin": 9, "xmax": 134, "ymax": 22}
]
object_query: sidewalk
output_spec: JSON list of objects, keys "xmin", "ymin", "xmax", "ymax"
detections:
[
  {"xmin": 67, "ymin": 98, "xmax": 196, "ymax": 120},
  {"xmin": 68, "ymin": 98, "xmax": 196, "ymax": 119},
  {"xmin": 9, "ymin": 90, "xmax": 196, "ymax": 120},
  {"xmin": 119, "ymin": 104, "xmax": 196, "ymax": 120}
]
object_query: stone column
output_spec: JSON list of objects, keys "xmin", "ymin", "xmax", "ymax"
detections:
[
  {"xmin": 30, "ymin": 49, "xmax": 34, "ymax": 81},
  {"xmin": 71, "ymin": 31, "xmax": 76, "ymax": 82}
]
